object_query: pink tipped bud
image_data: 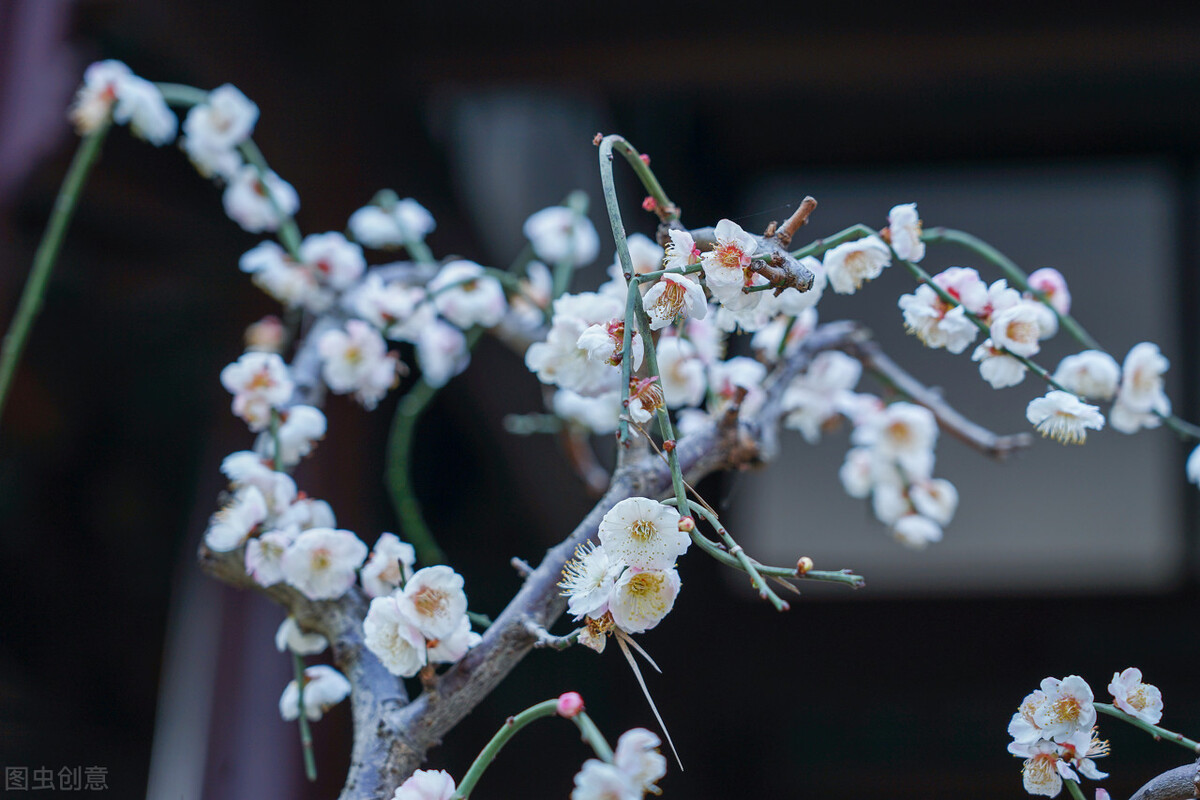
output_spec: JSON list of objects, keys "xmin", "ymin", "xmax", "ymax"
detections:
[
  {"xmin": 678, "ymin": 516, "xmax": 695, "ymax": 533},
  {"xmin": 1095, "ymin": 790, "xmax": 1110, "ymax": 800},
  {"xmin": 642, "ymin": 195, "xmax": 658, "ymax": 212},
  {"xmin": 556, "ymin": 691, "xmax": 585, "ymax": 718},
  {"xmin": 797, "ymin": 556, "xmax": 814, "ymax": 575},
  {"xmin": 245, "ymin": 315, "xmax": 286, "ymax": 353},
  {"xmin": 639, "ymin": 153, "xmax": 650, "ymax": 165}
]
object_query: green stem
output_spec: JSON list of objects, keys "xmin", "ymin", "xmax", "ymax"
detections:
[
  {"xmin": 454, "ymin": 702, "xmax": 612, "ymax": 799},
  {"xmin": 292, "ymin": 653, "xmax": 318, "ymax": 781},
  {"xmin": 682, "ymin": 500, "xmax": 788, "ymax": 611},
  {"xmin": 385, "ymin": 377, "xmax": 448, "ymax": 566},
  {"xmin": 1095, "ymin": 702, "xmax": 1200, "ymax": 753},
  {"xmin": 922, "ymin": 227, "xmax": 1103, "ymax": 352},
  {"xmin": 618, "ymin": 280, "xmax": 639, "ymax": 446},
  {"xmin": 599, "ymin": 136, "xmax": 678, "ymax": 222},
  {"xmin": 790, "ymin": 224, "xmax": 876, "ymax": 259},
  {"xmin": 630, "ymin": 302, "xmax": 688, "ymax": 512},
  {"xmin": 372, "ymin": 190, "xmax": 437, "ymax": 267},
  {"xmin": 1064, "ymin": 776, "xmax": 1087, "ymax": 800},
  {"xmin": 154, "ymin": 82, "xmax": 211, "ymax": 108},
  {"xmin": 0, "ymin": 119, "xmax": 112, "ymax": 425},
  {"xmin": 549, "ymin": 191, "xmax": 590, "ymax": 301}
]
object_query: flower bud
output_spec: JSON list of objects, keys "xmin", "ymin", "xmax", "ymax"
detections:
[
  {"xmin": 677, "ymin": 515, "xmax": 695, "ymax": 533},
  {"xmin": 556, "ymin": 691, "xmax": 585, "ymax": 718},
  {"xmin": 245, "ymin": 315, "xmax": 286, "ymax": 353},
  {"xmin": 796, "ymin": 556, "xmax": 814, "ymax": 575}
]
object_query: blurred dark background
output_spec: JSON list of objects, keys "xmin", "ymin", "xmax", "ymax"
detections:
[{"xmin": 2, "ymin": 2, "xmax": 1200, "ymax": 798}]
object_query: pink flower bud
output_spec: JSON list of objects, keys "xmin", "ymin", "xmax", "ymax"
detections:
[
  {"xmin": 642, "ymin": 196, "xmax": 657, "ymax": 212},
  {"xmin": 639, "ymin": 153, "xmax": 650, "ymax": 165},
  {"xmin": 556, "ymin": 691, "xmax": 585, "ymax": 718},
  {"xmin": 677, "ymin": 516, "xmax": 695, "ymax": 533}
]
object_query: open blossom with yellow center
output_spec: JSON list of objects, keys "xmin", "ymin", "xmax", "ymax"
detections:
[
  {"xmin": 397, "ymin": 565, "xmax": 469, "ymax": 640},
  {"xmin": 609, "ymin": 568, "xmax": 681, "ymax": 634},
  {"xmin": 823, "ymin": 235, "xmax": 892, "ymax": 295},
  {"xmin": 642, "ymin": 273, "xmax": 707, "ymax": 331},
  {"xmin": 598, "ymin": 497, "xmax": 688, "ymax": 571},
  {"xmin": 1108, "ymin": 667, "xmax": 1163, "ymax": 724},
  {"xmin": 1026, "ymin": 391, "xmax": 1105, "ymax": 445},
  {"xmin": 1033, "ymin": 675, "xmax": 1096, "ymax": 742}
]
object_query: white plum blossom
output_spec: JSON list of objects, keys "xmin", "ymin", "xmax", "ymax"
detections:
[
  {"xmin": 181, "ymin": 84, "xmax": 258, "ymax": 178},
  {"xmin": 392, "ymin": 770, "xmax": 457, "ymax": 800},
  {"xmin": 886, "ymin": 203, "xmax": 925, "ymax": 262},
  {"xmin": 752, "ymin": 307, "xmax": 819, "ymax": 362},
  {"xmin": 524, "ymin": 205, "xmax": 600, "ymax": 266},
  {"xmin": 244, "ymin": 529, "xmax": 295, "ymax": 586},
  {"xmin": 1009, "ymin": 689, "xmax": 1051, "ymax": 746},
  {"xmin": 525, "ymin": 292, "xmax": 630, "ymax": 397},
  {"xmin": 839, "ymin": 447, "xmax": 876, "ymax": 499},
  {"xmin": 1028, "ymin": 267, "xmax": 1071, "ymax": 315},
  {"xmin": 598, "ymin": 497, "xmax": 688, "ymax": 571},
  {"xmin": 642, "ymin": 272, "xmax": 707, "ymax": 330},
  {"xmin": 571, "ymin": 759, "xmax": 640, "ymax": 800},
  {"xmin": 507, "ymin": 260, "xmax": 553, "ymax": 330},
  {"xmin": 1110, "ymin": 342, "xmax": 1171, "ymax": 434},
  {"xmin": 318, "ymin": 320, "xmax": 401, "ymax": 409},
  {"xmin": 254, "ymin": 404, "xmax": 326, "ymax": 468},
  {"xmin": 909, "ymin": 478, "xmax": 958, "ymax": 525},
  {"xmin": 870, "ymin": 479, "xmax": 911, "ymax": 527},
  {"xmin": 1026, "ymin": 391, "xmax": 1105, "ymax": 445},
  {"xmin": 782, "ymin": 350, "xmax": 863, "ymax": 443},
  {"xmin": 609, "ymin": 567, "xmax": 682, "ymax": 634},
  {"xmin": 1053, "ymin": 351, "xmax": 1120, "ymax": 402},
  {"xmin": 613, "ymin": 728, "xmax": 668, "ymax": 795},
  {"xmin": 852, "ymin": 402, "xmax": 938, "ymax": 481},
  {"xmin": 655, "ymin": 336, "xmax": 706, "ymax": 409},
  {"xmin": 349, "ymin": 198, "xmax": 435, "ymax": 249},
  {"xmin": 971, "ymin": 340, "xmax": 1028, "ymax": 388},
  {"xmin": 559, "ymin": 541, "xmax": 622, "ymax": 620},
  {"xmin": 239, "ymin": 241, "xmax": 332, "ymax": 313},
  {"xmin": 662, "ymin": 228, "xmax": 700, "ymax": 272},
  {"xmin": 701, "ymin": 219, "xmax": 762, "ymax": 313},
  {"xmin": 273, "ymin": 496, "xmax": 337, "ymax": 535},
  {"xmin": 823, "ymin": 235, "xmax": 891, "ymax": 295},
  {"xmin": 428, "ymin": 260, "xmax": 507, "ymax": 329},
  {"xmin": 219, "ymin": 451, "xmax": 297, "ymax": 512},
  {"xmin": 892, "ymin": 514, "xmax": 943, "ymax": 549},
  {"xmin": 1034, "ymin": 675, "xmax": 1097, "ymax": 742},
  {"xmin": 274, "ymin": 616, "xmax": 328, "ymax": 655},
  {"xmin": 415, "ymin": 319, "xmax": 470, "ymax": 389},
  {"xmin": 899, "ymin": 284, "xmax": 979, "ymax": 354},
  {"xmin": 708, "ymin": 356, "xmax": 767, "ymax": 419},
  {"xmin": 349, "ymin": 274, "xmax": 428, "ymax": 341},
  {"xmin": 279, "ymin": 665, "xmax": 351, "ymax": 722},
  {"xmin": 989, "ymin": 301, "xmax": 1044, "ymax": 358},
  {"xmin": 577, "ymin": 320, "xmax": 643, "ymax": 372},
  {"xmin": 1108, "ymin": 667, "xmax": 1162, "ymax": 724},
  {"xmin": 363, "ymin": 595, "xmax": 427, "ymax": 678},
  {"xmin": 69, "ymin": 60, "xmax": 176, "ymax": 144},
  {"xmin": 220, "ymin": 351, "xmax": 294, "ymax": 431},
  {"xmin": 397, "ymin": 565, "xmax": 469, "ymax": 641},
  {"xmin": 298, "ymin": 232, "xmax": 366, "ymax": 292},
  {"xmin": 553, "ymin": 389, "xmax": 622, "ymax": 434},
  {"xmin": 222, "ymin": 164, "xmax": 300, "ymax": 234},
  {"xmin": 361, "ymin": 532, "xmax": 417, "ymax": 598},
  {"xmin": 425, "ymin": 615, "xmax": 481, "ymax": 664},
  {"xmin": 204, "ymin": 486, "xmax": 268, "ymax": 552},
  {"xmin": 280, "ymin": 527, "xmax": 368, "ymax": 601},
  {"xmin": 1189, "ymin": 445, "xmax": 1200, "ymax": 487},
  {"xmin": 1008, "ymin": 739, "xmax": 1068, "ymax": 797}
]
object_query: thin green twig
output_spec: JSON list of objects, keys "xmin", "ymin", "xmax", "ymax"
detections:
[
  {"xmin": 1095, "ymin": 702, "xmax": 1200, "ymax": 753},
  {"xmin": 0, "ymin": 119, "xmax": 112, "ymax": 424},
  {"xmin": 291, "ymin": 653, "xmax": 318, "ymax": 781}
]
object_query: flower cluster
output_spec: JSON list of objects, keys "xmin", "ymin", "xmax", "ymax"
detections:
[
  {"xmin": 571, "ymin": 728, "xmax": 667, "ymax": 800},
  {"xmin": 894, "ymin": 233, "xmax": 1176, "ymax": 447},
  {"xmin": 560, "ymin": 497, "xmax": 690, "ymax": 651},
  {"xmin": 69, "ymin": 60, "xmax": 176, "ymax": 145},
  {"xmin": 1008, "ymin": 670, "xmax": 1163, "ymax": 797},
  {"xmin": 363, "ymin": 565, "xmax": 481, "ymax": 678}
]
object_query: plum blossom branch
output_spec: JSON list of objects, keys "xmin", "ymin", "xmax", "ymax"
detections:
[
  {"xmin": 836, "ymin": 331, "xmax": 1035, "ymax": 459},
  {"xmin": 1128, "ymin": 761, "xmax": 1200, "ymax": 800},
  {"xmin": 1096, "ymin": 702, "xmax": 1200, "ymax": 753}
]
